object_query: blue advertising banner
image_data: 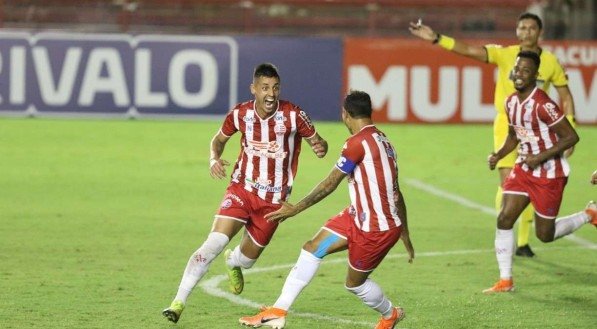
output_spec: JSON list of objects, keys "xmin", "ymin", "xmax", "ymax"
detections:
[{"xmin": 0, "ymin": 32, "xmax": 343, "ymax": 121}]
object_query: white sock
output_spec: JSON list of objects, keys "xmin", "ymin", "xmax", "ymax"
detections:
[
  {"xmin": 174, "ymin": 232, "xmax": 229, "ymax": 303},
  {"xmin": 346, "ymin": 279, "xmax": 393, "ymax": 318},
  {"xmin": 554, "ymin": 211, "xmax": 590, "ymax": 240},
  {"xmin": 273, "ymin": 249, "xmax": 322, "ymax": 310},
  {"xmin": 226, "ymin": 245, "xmax": 257, "ymax": 269},
  {"xmin": 495, "ymin": 229, "xmax": 514, "ymax": 279}
]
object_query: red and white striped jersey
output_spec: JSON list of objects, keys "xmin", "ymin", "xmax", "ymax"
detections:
[
  {"xmin": 220, "ymin": 99, "xmax": 316, "ymax": 204},
  {"xmin": 335, "ymin": 125, "xmax": 401, "ymax": 232},
  {"xmin": 505, "ymin": 87, "xmax": 570, "ymax": 178}
]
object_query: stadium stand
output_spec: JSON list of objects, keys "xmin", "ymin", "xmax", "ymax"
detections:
[
  {"xmin": 0, "ymin": 1, "xmax": 592, "ymax": 39},
  {"xmin": 0, "ymin": 0, "xmax": 528, "ymax": 38}
]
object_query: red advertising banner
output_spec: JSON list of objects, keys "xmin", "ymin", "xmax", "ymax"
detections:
[{"xmin": 344, "ymin": 38, "xmax": 597, "ymax": 125}]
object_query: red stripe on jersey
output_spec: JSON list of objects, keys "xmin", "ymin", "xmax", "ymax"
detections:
[
  {"xmin": 505, "ymin": 88, "xmax": 570, "ymax": 178},
  {"xmin": 220, "ymin": 100, "xmax": 316, "ymax": 203},
  {"xmin": 343, "ymin": 126, "xmax": 401, "ymax": 232}
]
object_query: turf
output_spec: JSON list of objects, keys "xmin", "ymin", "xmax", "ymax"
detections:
[{"xmin": 0, "ymin": 117, "xmax": 595, "ymax": 328}]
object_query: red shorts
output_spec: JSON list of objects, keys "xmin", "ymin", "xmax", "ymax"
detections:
[
  {"xmin": 503, "ymin": 165, "xmax": 568, "ymax": 219},
  {"xmin": 216, "ymin": 184, "xmax": 281, "ymax": 247},
  {"xmin": 324, "ymin": 207, "xmax": 402, "ymax": 272}
]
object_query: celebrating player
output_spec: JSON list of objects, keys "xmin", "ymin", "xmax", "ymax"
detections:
[
  {"xmin": 409, "ymin": 13, "xmax": 577, "ymax": 257},
  {"xmin": 483, "ymin": 51, "xmax": 596, "ymax": 293},
  {"xmin": 239, "ymin": 90, "xmax": 414, "ymax": 329},
  {"xmin": 162, "ymin": 63, "xmax": 328, "ymax": 323}
]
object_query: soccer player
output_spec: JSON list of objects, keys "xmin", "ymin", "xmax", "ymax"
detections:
[
  {"xmin": 483, "ymin": 51, "xmax": 596, "ymax": 293},
  {"xmin": 409, "ymin": 13, "xmax": 577, "ymax": 258},
  {"xmin": 162, "ymin": 63, "xmax": 328, "ymax": 323},
  {"xmin": 239, "ymin": 91, "xmax": 414, "ymax": 329}
]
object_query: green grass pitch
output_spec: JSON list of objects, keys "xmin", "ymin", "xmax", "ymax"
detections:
[{"xmin": 0, "ymin": 117, "xmax": 595, "ymax": 328}]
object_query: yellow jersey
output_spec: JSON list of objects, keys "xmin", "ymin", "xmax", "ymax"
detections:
[{"xmin": 485, "ymin": 45, "xmax": 568, "ymax": 114}]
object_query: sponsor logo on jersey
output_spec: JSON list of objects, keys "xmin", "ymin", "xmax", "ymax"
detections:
[
  {"xmin": 348, "ymin": 206, "xmax": 357, "ymax": 217},
  {"xmin": 274, "ymin": 124, "xmax": 286, "ymax": 135},
  {"xmin": 514, "ymin": 126, "xmax": 540, "ymax": 143},
  {"xmin": 543, "ymin": 102, "xmax": 559, "ymax": 121},
  {"xmin": 220, "ymin": 199, "xmax": 232, "ymax": 209},
  {"xmin": 246, "ymin": 178, "xmax": 283, "ymax": 193},
  {"xmin": 299, "ymin": 110, "xmax": 313, "ymax": 129},
  {"xmin": 359, "ymin": 212, "xmax": 367, "ymax": 222},
  {"xmin": 274, "ymin": 113, "xmax": 287, "ymax": 122},
  {"xmin": 243, "ymin": 115, "xmax": 255, "ymax": 123},
  {"xmin": 245, "ymin": 140, "xmax": 287, "ymax": 159},
  {"xmin": 222, "ymin": 193, "xmax": 244, "ymax": 206}
]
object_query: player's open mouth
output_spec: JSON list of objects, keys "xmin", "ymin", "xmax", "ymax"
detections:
[{"xmin": 264, "ymin": 98, "xmax": 276, "ymax": 110}]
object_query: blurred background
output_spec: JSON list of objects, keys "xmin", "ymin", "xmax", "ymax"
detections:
[
  {"xmin": 0, "ymin": 0, "xmax": 594, "ymax": 39},
  {"xmin": 0, "ymin": 1, "xmax": 595, "ymax": 124}
]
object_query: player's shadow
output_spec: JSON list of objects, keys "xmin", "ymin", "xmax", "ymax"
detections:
[{"xmin": 514, "ymin": 252, "xmax": 596, "ymax": 309}]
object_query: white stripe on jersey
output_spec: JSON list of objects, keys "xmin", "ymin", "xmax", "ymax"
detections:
[
  {"xmin": 231, "ymin": 109, "xmax": 242, "ymax": 183},
  {"xmin": 273, "ymin": 125, "xmax": 285, "ymax": 203},
  {"xmin": 348, "ymin": 180, "xmax": 359, "ymax": 230},
  {"xmin": 361, "ymin": 141, "xmax": 388, "ymax": 231},
  {"xmin": 372, "ymin": 133, "xmax": 402, "ymax": 228},
  {"xmin": 286, "ymin": 112, "xmax": 297, "ymax": 192},
  {"xmin": 353, "ymin": 165, "xmax": 371, "ymax": 232},
  {"xmin": 257, "ymin": 118, "xmax": 270, "ymax": 200},
  {"xmin": 244, "ymin": 110, "xmax": 256, "ymax": 192},
  {"xmin": 537, "ymin": 111, "xmax": 556, "ymax": 178},
  {"xmin": 233, "ymin": 109, "xmax": 240, "ymax": 131},
  {"xmin": 526, "ymin": 105, "xmax": 542, "ymax": 177}
]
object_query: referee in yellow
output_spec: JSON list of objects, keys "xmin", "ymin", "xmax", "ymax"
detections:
[{"xmin": 409, "ymin": 13, "xmax": 576, "ymax": 257}]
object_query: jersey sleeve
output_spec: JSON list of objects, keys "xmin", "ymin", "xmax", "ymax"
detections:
[
  {"xmin": 537, "ymin": 99, "xmax": 565, "ymax": 127},
  {"xmin": 550, "ymin": 57, "xmax": 569, "ymax": 87},
  {"xmin": 484, "ymin": 44, "xmax": 504, "ymax": 65},
  {"xmin": 220, "ymin": 109, "xmax": 238, "ymax": 137},
  {"xmin": 335, "ymin": 138, "xmax": 364, "ymax": 174},
  {"xmin": 296, "ymin": 107, "xmax": 317, "ymax": 139}
]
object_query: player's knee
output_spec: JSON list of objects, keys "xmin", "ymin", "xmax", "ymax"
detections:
[
  {"xmin": 304, "ymin": 234, "xmax": 340, "ymax": 259},
  {"xmin": 497, "ymin": 213, "xmax": 516, "ymax": 229},
  {"xmin": 536, "ymin": 232, "xmax": 554, "ymax": 243},
  {"xmin": 302, "ymin": 240, "xmax": 318, "ymax": 254},
  {"xmin": 194, "ymin": 232, "xmax": 229, "ymax": 264}
]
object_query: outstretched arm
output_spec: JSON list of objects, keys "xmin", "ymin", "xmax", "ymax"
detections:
[
  {"xmin": 408, "ymin": 20, "xmax": 488, "ymax": 62},
  {"xmin": 265, "ymin": 167, "xmax": 345, "ymax": 222}
]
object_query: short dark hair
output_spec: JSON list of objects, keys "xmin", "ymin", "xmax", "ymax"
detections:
[
  {"xmin": 518, "ymin": 12, "xmax": 543, "ymax": 30},
  {"xmin": 343, "ymin": 90, "xmax": 372, "ymax": 119},
  {"xmin": 254, "ymin": 63, "xmax": 280, "ymax": 81},
  {"xmin": 517, "ymin": 50, "xmax": 541, "ymax": 70}
]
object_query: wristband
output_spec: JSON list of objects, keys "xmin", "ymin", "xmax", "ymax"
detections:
[
  {"xmin": 438, "ymin": 34, "xmax": 455, "ymax": 51},
  {"xmin": 566, "ymin": 114, "xmax": 576, "ymax": 128},
  {"xmin": 209, "ymin": 158, "xmax": 218, "ymax": 168}
]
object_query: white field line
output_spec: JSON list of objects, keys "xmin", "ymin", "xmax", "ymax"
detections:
[
  {"xmin": 199, "ymin": 249, "xmax": 493, "ymax": 328},
  {"xmin": 404, "ymin": 178, "xmax": 597, "ymax": 249},
  {"xmin": 198, "ymin": 179, "xmax": 596, "ymax": 328}
]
